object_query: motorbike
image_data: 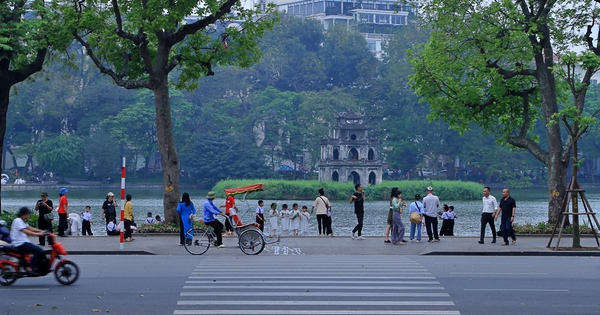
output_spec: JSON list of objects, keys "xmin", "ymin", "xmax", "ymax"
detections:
[{"xmin": 0, "ymin": 233, "xmax": 80, "ymax": 286}]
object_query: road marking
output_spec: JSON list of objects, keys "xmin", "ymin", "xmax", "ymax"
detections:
[
  {"xmin": 432, "ymin": 262, "xmax": 530, "ymax": 265},
  {"xmin": 0, "ymin": 288, "xmax": 50, "ymax": 291},
  {"xmin": 187, "ymin": 277, "xmax": 438, "ymax": 282},
  {"xmin": 183, "ymin": 285, "xmax": 445, "ymax": 290},
  {"xmin": 174, "ymin": 311, "xmax": 461, "ymax": 315},
  {"xmin": 450, "ymin": 272, "xmax": 548, "ymax": 275},
  {"xmin": 185, "ymin": 281, "xmax": 441, "ymax": 285},
  {"xmin": 188, "ymin": 274, "xmax": 435, "ymax": 281},
  {"xmin": 180, "ymin": 292, "xmax": 451, "ymax": 297},
  {"xmin": 464, "ymin": 289, "xmax": 568, "ymax": 292},
  {"xmin": 177, "ymin": 301, "xmax": 456, "ymax": 306}
]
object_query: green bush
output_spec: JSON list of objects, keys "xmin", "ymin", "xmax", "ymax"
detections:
[
  {"xmin": 212, "ymin": 180, "xmax": 483, "ymax": 201},
  {"xmin": 136, "ymin": 221, "xmax": 206, "ymax": 233},
  {"xmin": 1, "ymin": 210, "xmax": 41, "ymax": 228},
  {"xmin": 513, "ymin": 221, "xmax": 597, "ymax": 234}
]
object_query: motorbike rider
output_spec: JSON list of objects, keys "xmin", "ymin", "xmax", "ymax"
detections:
[{"xmin": 10, "ymin": 207, "xmax": 45, "ymax": 275}]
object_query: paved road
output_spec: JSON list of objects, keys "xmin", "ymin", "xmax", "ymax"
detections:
[{"xmin": 1, "ymin": 254, "xmax": 599, "ymax": 315}]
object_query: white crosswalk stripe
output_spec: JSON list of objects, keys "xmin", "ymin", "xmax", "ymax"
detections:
[{"xmin": 174, "ymin": 256, "xmax": 460, "ymax": 315}]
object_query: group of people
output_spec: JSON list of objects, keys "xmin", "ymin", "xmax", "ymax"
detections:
[{"xmin": 261, "ymin": 201, "xmax": 311, "ymax": 236}]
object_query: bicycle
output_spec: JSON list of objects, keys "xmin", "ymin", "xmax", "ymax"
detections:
[{"xmin": 184, "ymin": 215, "xmax": 276, "ymax": 255}]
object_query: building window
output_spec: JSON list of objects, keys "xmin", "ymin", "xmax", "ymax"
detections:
[
  {"xmin": 350, "ymin": 134, "xmax": 357, "ymax": 140},
  {"xmin": 333, "ymin": 148, "xmax": 340, "ymax": 160},
  {"xmin": 349, "ymin": 148, "xmax": 359, "ymax": 160},
  {"xmin": 368, "ymin": 148, "xmax": 375, "ymax": 160}
]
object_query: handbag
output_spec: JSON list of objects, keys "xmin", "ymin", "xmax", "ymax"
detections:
[{"xmin": 44, "ymin": 212, "xmax": 55, "ymax": 221}]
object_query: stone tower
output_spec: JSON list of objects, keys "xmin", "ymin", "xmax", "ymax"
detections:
[{"xmin": 318, "ymin": 112, "xmax": 383, "ymax": 186}]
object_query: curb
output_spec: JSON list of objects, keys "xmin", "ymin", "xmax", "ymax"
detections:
[
  {"xmin": 422, "ymin": 251, "xmax": 600, "ymax": 257},
  {"xmin": 68, "ymin": 250, "xmax": 154, "ymax": 255}
]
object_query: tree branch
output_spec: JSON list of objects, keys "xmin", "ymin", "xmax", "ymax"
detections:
[
  {"xmin": 170, "ymin": 0, "xmax": 239, "ymax": 45},
  {"xmin": 111, "ymin": 0, "xmax": 141, "ymax": 43},
  {"xmin": 9, "ymin": 48, "xmax": 47, "ymax": 85},
  {"xmin": 73, "ymin": 32, "xmax": 151, "ymax": 89},
  {"xmin": 165, "ymin": 54, "xmax": 182, "ymax": 73}
]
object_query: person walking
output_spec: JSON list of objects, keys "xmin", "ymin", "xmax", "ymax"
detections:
[
  {"xmin": 390, "ymin": 188, "xmax": 406, "ymax": 245},
  {"xmin": 219, "ymin": 194, "xmax": 236, "ymax": 235},
  {"xmin": 101, "ymin": 192, "xmax": 118, "ymax": 222},
  {"xmin": 177, "ymin": 192, "xmax": 197, "ymax": 245},
  {"xmin": 311, "ymin": 188, "xmax": 331, "ymax": 236},
  {"xmin": 495, "ymin": 188, "xmax": 517, "ymax": 246},
  {"xmin": 479, "ymin": 187, "xmax": 498, "ymax": 244},
  {"xmin": 124, "ymin": 194, "xmax": 135, "ymax": 241},
  {"xmin": 203, "ymin": 191, "xmax": 225, "ymax": 248},
  {"xmin": 350, "ymin": 184, "xmax": 365, "ymax": 240},
  {"xmin": 34, "ymin": 191, "xmax": 53, "ymax": 245},
  {"xmin": 256, "ymin": 200, "xmax": 265, "ymax": 232},
  {"xmin": 422, "ymin": 186, "xmax": 440, "ymax": 243},
  {"xmin": 408, "ymin": 194, "xmax": 424, "ymax": 242},
  {"xmin": 57, "ymin": 188, "xmax": 69, "ymax": 237}
]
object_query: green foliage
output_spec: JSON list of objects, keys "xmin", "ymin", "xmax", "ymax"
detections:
[
  {"xmin": 0, "ymin": 210, "xmax": 40, "ymax": 229},
  {"xmin": 212, "ymin": 180, "xmax": 482, "ymax": 201},
  {"xmin": 36, "ymin": 134, "xmax": 84, "ymax": 177},
  {"xmin": 512, "ymin": 221, "xmax": 597, "ymax": 235},
  {"xmin": 136, "ymin": 221, "xmax": 205, "ymax": 233}
]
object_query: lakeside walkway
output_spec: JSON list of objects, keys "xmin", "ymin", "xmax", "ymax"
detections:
[{"xmin": 41, "ymin": 234, "xmax": 600, "ymax": 256}]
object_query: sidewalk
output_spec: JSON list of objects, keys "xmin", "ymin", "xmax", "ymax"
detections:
[{"xmin": 47, "ymin": 234, "xmax": 600, "ymax": 256}]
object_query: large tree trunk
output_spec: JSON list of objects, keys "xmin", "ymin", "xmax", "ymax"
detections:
[
  {"xmin": 547, "ymin": 157, "xmax": 568, "ymax": 224},
  {"xmin": 0, "ymin": 85, "xmax": 8, "ymax": 211},
  {"xmin": 153, "ymin": 77, "xmax": 180, "ymax": 224}
]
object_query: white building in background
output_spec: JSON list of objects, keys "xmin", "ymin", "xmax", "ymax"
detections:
[{"xmin": 268, "ymin": 0, "xmax": 416, "ymax": 53}]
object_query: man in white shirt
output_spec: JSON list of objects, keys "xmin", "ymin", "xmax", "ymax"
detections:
[
  {"xmin": 479, "ymin": 187, "xmax": 498, "ymax": 244},
  {"xmin": 10, "ymin": 207, "xmax": 46, "ymax": 274},
  {"xmin": 422, "ymin": 186, "xmax": 440, "ymax": 242}
]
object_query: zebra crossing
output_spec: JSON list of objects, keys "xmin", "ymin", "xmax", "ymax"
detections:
[{"xmin": 174, "ymin": 255, "xmax": 460, "ymax": 315}]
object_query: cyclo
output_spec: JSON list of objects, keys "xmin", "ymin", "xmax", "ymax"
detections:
[
  {"xmin": 184, "ymin": 184, "xmax": 279, "ymax": 255},
  {"xmin": 0, "ymin": 232, "xmax": 80, "ymax": 286}
]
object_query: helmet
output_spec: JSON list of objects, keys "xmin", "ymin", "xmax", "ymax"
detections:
[
  {"xmin": 0, "ymin": 220, "xmax": 6, "ymax": 227},
  {"xmin": 18, "ymin": 206, "xmax": 32, "ymax": 217}
]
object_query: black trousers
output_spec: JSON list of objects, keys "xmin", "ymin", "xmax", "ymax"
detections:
[
  {"xmin": 480, "ymin": 213, "xmax": 496, "ymax": 242},
  {"xmin": 501, "ymin": 216, "xmax": 516, "ymax": 244},
  {"xmin": 326, "ymin": 215, "xmax": 333, "ymax": 235},
  {"xmin": 424, "ymin": 215, "xmax": 439, "ymax": 241},
  {"xmin": 82, "ymin": 220, "xmax": 93, "ymax": 236},
  {"xmin": 256, "ymin": 214, "xmax": 265, "ymax": 232},
  {"xmin": 124, "ymin": 219, "xmax": 132, "ymax": 239},
  {"xmin": 58, "ymin": 213, "xmax": 67, "ymax": 236},
  {"xmin": 352, "ymin": 212, "xmax": 364, "ymax": 236},
  {"xmin": 206, "ymin": 220, "xmax": 224, "ymax": 246},
  {"xmin": 37, "ymin": 218, "xmax": 52, "ymax": 245},
  {"xmin": 225, "ymin": 214, "xmax": 233, "ymax": 232},
  {"xmin": 316, "ymin": 214, "xmax": 328, "ymax": 235},
  {"xmin": 179, "ymin": 218, "xmax": 185, "ymax": 245}
]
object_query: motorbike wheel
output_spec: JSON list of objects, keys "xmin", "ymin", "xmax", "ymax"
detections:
[
  {"xmin": 0, "ymin": 263, "xmax": 18, "ymax": 286},
  {"xmin": 54, "ymin": 261, "xmax": 79, "ymax": 285}
]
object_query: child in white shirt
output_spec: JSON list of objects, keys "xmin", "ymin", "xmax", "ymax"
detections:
[
  {"xmin": 300, "ymin": 206, "xmax": 310, "ymax": 236},
  {"xmin": 144, "ymin": 212, "xmax": 156, "ymax": 224},
  {"xmin": 280, "ymin": 204, "xmax": 291, "ymax": 236},
  {"xmin": 81, "ymin": 206, "xmax": 93, "ymax": 236},
  {"xmin": 269, "ymin": 203, "xmax": 279, "ymax": 237},
  {"xmin": 290, "ymin": 203, "xmax": 300, "ymax": 236}
]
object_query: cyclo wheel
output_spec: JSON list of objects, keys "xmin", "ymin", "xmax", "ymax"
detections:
[
  {"xmin": 0, "ymin": 263, "xmax": 17, "ymax": 286},
  {"xmin": 54, "ymin": 260, "xmax": 80, "ymax": 285},
  {"xmin": 238, "ymin": 229, "xmax": 265, "ymax": 255},
  {"xmin": 184, "ymin": 229, "xmax": 211, "ymax": 255}
]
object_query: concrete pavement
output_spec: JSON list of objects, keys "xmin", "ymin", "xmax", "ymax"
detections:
[{"xmin": 46, "ymin": 234, "xmax": 600, "ymax": 256}]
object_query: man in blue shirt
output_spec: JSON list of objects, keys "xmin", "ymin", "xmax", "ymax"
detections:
[{"xmin": 203, "ymin": 191, "xmax": 225, "ymax": 248}]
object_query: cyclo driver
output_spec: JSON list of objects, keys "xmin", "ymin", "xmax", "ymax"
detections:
[
  {"xmin": 10, "ymin": 207, "xmax": 46, "ymax": 275},
  {"xmin": 203, "ymin": 191, "xmax": 226, "ymax": 248}
]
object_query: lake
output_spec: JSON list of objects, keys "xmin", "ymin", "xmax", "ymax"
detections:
[{"xmin": 1, "ymin": 188, "xmax": 599, "ymax": 236}]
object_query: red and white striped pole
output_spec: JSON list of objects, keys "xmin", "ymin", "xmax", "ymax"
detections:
[{"xmin": 119, "ymin": 150, "xmax": 126, "ymax": 249}]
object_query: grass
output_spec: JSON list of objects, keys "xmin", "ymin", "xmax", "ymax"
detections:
[
  {"xmin": 136, "ymin": 221, "xmax": 206, "ymax": 233},
  {"xmin": 211, "ymin": 179, "xmax": 483, "ymax": 201}
]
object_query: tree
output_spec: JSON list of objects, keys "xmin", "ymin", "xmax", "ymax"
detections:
[
  {"xmin": 410, "ymin": 0, "xmax": 600, "ymax": 224},
  {"xmin": 36, "ymin": 134, "xmax": 84, "ymax": 178},
  {"xmin": 62, "ymin": 0, "xmax": 277, "ymax": 223},
  {"xmin": 0, "ymin": 0, "xmax": 69, "ymax": 208}
]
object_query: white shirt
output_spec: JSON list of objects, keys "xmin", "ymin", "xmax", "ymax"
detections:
[
  {"xmin": 422, "ymin": 194, "xmax": 440, "ymax": 217},
  {"xmin": 482, "ymin": 195, "xmax": 498, "ymax": 213},
  {"xmin": 10, "ymin": 218, "xmax": 31, "ymax": 247},
  {"xmin": 82, "ymin": 212, "xmax": 92, "ymax": 221},
  {"xmin": 107, "ymin": 222, "xmax": 117, "ymax": 231},
  {"xmin": 312, "ymin": 196, "xmax": 330, "ymax": 215}
]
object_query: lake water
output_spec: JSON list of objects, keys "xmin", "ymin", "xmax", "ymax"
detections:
[{"xmin": 1, "ymin": 188, "xmax": 599, "ymax": 236}]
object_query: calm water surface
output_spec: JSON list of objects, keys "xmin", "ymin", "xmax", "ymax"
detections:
[{"xmin": 2, "ymin": 188, "xmax": 599, "ymax": 236}]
